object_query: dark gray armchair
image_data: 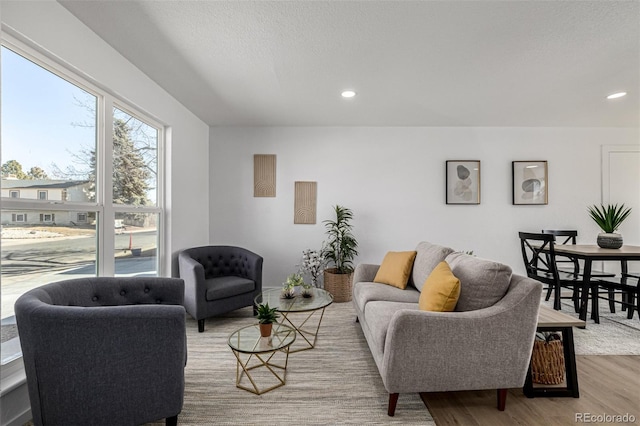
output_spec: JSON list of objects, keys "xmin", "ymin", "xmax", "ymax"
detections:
[
  {"xmin": 14, "ymin": 277, "xmax": 186, "ymax": 426},
  {"xmin": 178, "ymin": 245, "xmax": 263, "ymax": 332}
]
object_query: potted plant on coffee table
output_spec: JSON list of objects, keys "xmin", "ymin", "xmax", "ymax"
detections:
[
  {"xmin": 321, "ymin": 205, "xmax": 358, "ymax": 302},
  {"xmin": 588, "ymin": 203, "xmax": 632, "ymax": 249},
  {"xmin": 256, "ymin": 303, "xmax": 280, "ymax": 337}
]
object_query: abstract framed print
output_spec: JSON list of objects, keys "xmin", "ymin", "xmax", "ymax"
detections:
[
  {"xmin": 512, "ymin": 161, "xmax": 548, "ymax": 205},
  {"xmin": 446, "ymin": 160, "xmax": 480, "ymax": 205}
]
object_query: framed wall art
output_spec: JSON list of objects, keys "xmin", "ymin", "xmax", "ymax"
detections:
[
  {"xmin": 446, "ymin": 160, "xmax": 480, "ymax": 204},
  {"xmin": 512, "ymin": 160, "xmax": 548, "ymax": 205}
]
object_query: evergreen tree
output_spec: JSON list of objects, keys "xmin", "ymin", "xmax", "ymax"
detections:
[
  {"xmin": 27, "ymin": 166, "xmax": 49, "ymax": 180},
  {"xmin": 1, "ymin": 160, "xmax": 28, "ymax": 179},
  {"xmin": 112, "ymin": 118, "xmax": 150, "ymax": 205}
]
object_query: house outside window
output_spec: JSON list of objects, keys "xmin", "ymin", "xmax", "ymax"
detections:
[
  {"xmin": 11, "ymin": 213, "xmax": 26, "ymax": 222},
  {"xmin": 1, "ymin": 38, "xmax": 165, "ymax": 366},
  {"xmin": 39, "ymin": 213, "xmax": 55, "ymax": 223}
]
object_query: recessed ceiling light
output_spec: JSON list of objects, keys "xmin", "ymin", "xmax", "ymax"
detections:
[
  {"xmin": 607, "ymin": 92, "xmax": 627, "ymax": 99},
  {"xmin": 341, "ymin": 90, "xmax": 356, "ymax": 98}
]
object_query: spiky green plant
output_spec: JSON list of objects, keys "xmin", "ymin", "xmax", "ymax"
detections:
[
  {"xmin": 587, "ymin": 204, "xmax": 632, "ymax": 233},
  {"xmin": 321, "ymin": 205, "xmax": 359, "ymax": 274},
  {"xmin": 256, "ymin": 303, "xmax": 279, "ymax": 324}
]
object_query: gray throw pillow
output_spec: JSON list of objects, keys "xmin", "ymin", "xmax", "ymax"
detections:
[
  {"xmin": 410, "ymin": 241, "xmax": 455, "ymax": 291},
  {"xmin": 445, "ymin": 252, "xmax": 512, "ymax": 311}
]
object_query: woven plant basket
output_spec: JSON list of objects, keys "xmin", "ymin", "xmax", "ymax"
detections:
[
  {"xmin": 323, "ymin": 268, "xmax": 353, "ymax": 303},
  {"xmin": 531, "ymin": 340, "xmax": 565, "ymax": 385}
]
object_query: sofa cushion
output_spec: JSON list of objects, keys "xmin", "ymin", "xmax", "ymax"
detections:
[
  {"xmin": 445, "ymin": 252, "xmax": 512, "ymax": 311},
  {"xmin": 353, "ymin": 282, "xmax": 420, "ymax": 313},
  {"xmin": 373, "ymin": 251, "xmax": 417, "ymax": 289},
  {"xmin": 419, "ymin": 261, "xmax": 460, "ymax": 312},
  {"xmin": 411, "ymin": 241, "xmax": 455, "ymax": 291},
  {"xmin": 205, "ymin": 276, "xmax": 255, "ymax": 301}
]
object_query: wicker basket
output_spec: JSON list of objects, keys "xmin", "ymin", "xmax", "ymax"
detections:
[
  {"xmin": 531, "ymin": 340, "xmax": 565, "ymax": 385},
  {"xmin": 323, "ymin": 268, "xmax": 353, "ymax": 303}
]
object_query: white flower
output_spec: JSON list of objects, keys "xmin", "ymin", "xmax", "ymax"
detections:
[{"xmin": 298, "ymin": 248, "xmax": 325, "ymax": 287}]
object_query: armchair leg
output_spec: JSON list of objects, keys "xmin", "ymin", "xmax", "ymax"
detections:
[
  {"xmin": 497, "ymin": 389, "xmax": 507, "ymax": 411},
  {"xmin": 166, "ymin": 415, "xmax": 178, "ymax": 426},
  {"xmin": 253, "ymin": 304, "xmax": 258, "ymax": 316},
  {"xmin": 198, "ymin": 319, "xmax": 205, "ymax": 333},
  {"xmin": 388, "ymin": 393, "xmax": 399, "ymax": 416}
]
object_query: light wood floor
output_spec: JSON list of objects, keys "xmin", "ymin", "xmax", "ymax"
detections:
[{"xmin": 421, "ymin": 355, "xmax": 640, "ymax": 426}]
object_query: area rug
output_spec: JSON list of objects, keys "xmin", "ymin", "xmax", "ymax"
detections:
[
  {"xmin": 540, "ymin": 295, "xmax": 640, "ymax": 356},
  {"xmin": 148, "ymin": 302, "xmax": 435, "ymax": 425}
]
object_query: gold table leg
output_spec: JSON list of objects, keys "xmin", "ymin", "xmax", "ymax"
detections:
[
  {"xmin": 232, "ymin": 346, "xmax": 291, "ymax": 395},
  {"xmin": 277, "ymin": 307, "xmax": 327, "ymax": 353}
]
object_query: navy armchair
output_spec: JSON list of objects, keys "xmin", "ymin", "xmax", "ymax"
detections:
[
  {"xmin": 179, "ymin": 245, "xmax": 263, "ymax": 332},
  {"xmin": 14, "ymin": 277, "xmax": 186, "ymax": 426}
]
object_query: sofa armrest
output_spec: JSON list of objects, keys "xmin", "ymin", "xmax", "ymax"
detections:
[
  {"xmin": 178, "ymin": 252, "xmax": 206, "ymax": 288},
  {"xmin": 353, "ymin": 263, "xmax": 380, "ymax": 283},
  {"xmin": 380, "ymin": 277, "xmax": 542, "ymax": 393},
  {"xmin": 178, "ymin": 252, "xmax": 207, "ymax": 318}
]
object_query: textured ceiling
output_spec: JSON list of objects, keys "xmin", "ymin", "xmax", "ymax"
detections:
[{"xmin": 59, "ymin": 1, "xmax": 639, "ymax": 127}]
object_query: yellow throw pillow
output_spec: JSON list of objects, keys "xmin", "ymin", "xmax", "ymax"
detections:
[
  {"xmin": 419, "ymin": 261, "xmax": 460, "ymax": 312},
  {"xmin": 373, "ymin": 251, "xmax": 417, "ymax": 289}
]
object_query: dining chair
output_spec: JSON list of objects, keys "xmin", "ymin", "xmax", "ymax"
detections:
[
  {"xmin": 519, "ymin": 232, "xmax": 583, "ymax": 311},
  {"xmin": 594, "ymin": 262, "xmax": 640, "ymax": 321},
  {"xmin": 541, "ymin": 229, "xmax": 616, "ymax": 310}
]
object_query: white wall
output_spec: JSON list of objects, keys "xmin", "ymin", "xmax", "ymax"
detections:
[
  {"xmin": 210, "ymin": 127, "xmax": 639, "ymax": 287},
  {"xmin": 1, "ymin": 1, "xmax": 211, "ymax": 276}
]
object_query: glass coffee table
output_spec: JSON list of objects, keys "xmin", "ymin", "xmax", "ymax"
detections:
[
  {"xmin": 228, "ymin": 323, "xmax": 296, "ymax": 395},
  {"xmin": 255, "ymin": 287, "xmax": 333, "ymax": 353}
]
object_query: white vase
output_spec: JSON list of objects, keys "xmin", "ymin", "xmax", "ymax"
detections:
[{"xmin": 597, "ymin": 233, "xmax": 623, "ymax": 249}]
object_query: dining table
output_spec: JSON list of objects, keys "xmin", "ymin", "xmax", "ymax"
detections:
[{"xmin": 552, "ymin": 244, "xmax": 640, "ymax": 323}]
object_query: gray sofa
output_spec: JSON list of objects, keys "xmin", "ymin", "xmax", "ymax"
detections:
[
  {"xmin": 352, "ymin": 241, "xmax": 542, "ymax": 416},
  {"xmin": 15, "ymin": 277, "xmax": 186, "ymax": 426}
]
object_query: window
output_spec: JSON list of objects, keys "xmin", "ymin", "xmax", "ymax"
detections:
[
  {"xmin": 112, "ymin": 107, "xmax": 161, "ymax": 277},
  {"xmin": 39, "ymin": 213, "xmax": 55, "ymax": 222},
  {"xmin": 1, "ymin": 39, "xmax": 165, "ymax": 365},
  {"xmin": 11, "ymin": 213, "xmax": 26, "ymax": 222}
]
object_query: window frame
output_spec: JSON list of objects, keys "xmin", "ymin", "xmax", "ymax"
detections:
[
  {"xmin": 9, "ymin": 190, "xmax": 19, "ymax": 198},
  {"xmin": 37, "ymin": 190, "xmax": 48, "ymax": 200},
  {"xmin": 11, "ymin": 213, "xmax": 26, "ymax": 222},
  {"xmin": 1, "ymin": 35, "xmax": 167, "ymax": 278}
]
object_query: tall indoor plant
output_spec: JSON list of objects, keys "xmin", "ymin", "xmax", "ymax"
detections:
[
  {"xmin": 588, "ymin": 203, "xmax": 632, "ymax": 249},
  {"xmin": 322, "ymin": 205, "xmax": 358, "ymax": 302}
]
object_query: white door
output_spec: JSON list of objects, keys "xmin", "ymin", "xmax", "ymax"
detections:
[{"xmin": 601, "ymin": 145, "xmax": 640, "ymax": 273}]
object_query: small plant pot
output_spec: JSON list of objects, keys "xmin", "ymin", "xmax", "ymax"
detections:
[
  {"xmin": 259, "ymin": 323, "xmax": 272, "ymax": 337},
  {"xmin": 597, "ymin": 233, "xmax": 623, "ymax": 249},
  {"xmin": 131, "ymin": 248, "xmax": 142, "ymax": 257},
  {"xmin": 281, "ymin": 287, "xmax": 296, "ymax": 299}
]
